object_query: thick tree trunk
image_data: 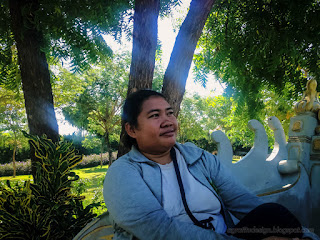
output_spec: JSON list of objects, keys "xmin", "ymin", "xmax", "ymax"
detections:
[
  {"xmin": 162, "ymin": 0, "xmax": 215, "ymax": 116},
  {"xmin": 127, "ymin": 0, "xmax": 160, "ymax": 94},
  {"xmin": 9, "ymin": 0, "xmax": 59, "ymax": 177},
  {"xmin": 118, "ymin": 0, "xmax": 160, "ymax": 157}
]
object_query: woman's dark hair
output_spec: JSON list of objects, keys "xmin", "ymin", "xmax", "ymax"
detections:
[{"xmin": 122, "ymin": 89, "xmax": 166, "ymax": 148}]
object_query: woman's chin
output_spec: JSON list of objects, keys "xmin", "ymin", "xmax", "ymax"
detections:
[
  {"xmin": 164, "ymin": 138, "xmax": 176, "ymax": 147},
  {"xmin": 155, "ymin": 142, "xmax": 176, "ymax": 154}
]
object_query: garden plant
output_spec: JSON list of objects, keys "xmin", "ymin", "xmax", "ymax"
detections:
[{"xmin": 0, "ymin": 133, "xmax": 99, "ymax": 239}]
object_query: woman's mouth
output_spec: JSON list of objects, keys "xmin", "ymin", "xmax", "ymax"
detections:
[{"xmin": 160, "ymin": 129, "xmax": 176, "ymax": 137}]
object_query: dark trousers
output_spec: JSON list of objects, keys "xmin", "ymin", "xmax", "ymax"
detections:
[{"xmin": 227, "ymin": 203, "xmax": 303, "ymax": 239}]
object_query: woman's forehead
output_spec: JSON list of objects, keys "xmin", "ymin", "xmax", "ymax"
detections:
[{"xmin": 141, "ymin": 96, "xmax": 171, "ymax": 112}]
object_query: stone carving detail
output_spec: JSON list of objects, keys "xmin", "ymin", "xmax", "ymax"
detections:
[
  {"xmin": 294, "ymin": 79, "xmax": 320, "ymax": 114},
  {"xmin": 292, "ymin": 120, "xmax": 303, "ymax": 132},
  {"xmin": 313, "ymin": 138, "xmax": 320, "ymax": 151}
]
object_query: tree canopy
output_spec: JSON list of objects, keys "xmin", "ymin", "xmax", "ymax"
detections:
[{"xmin": 194, "ymin": 0, "xmax": 320, "ymax": 117}]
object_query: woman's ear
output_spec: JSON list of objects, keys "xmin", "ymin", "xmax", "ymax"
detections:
[{"xmin": 125, "ymin": 122, "xmax": 137, "ymax": 139}]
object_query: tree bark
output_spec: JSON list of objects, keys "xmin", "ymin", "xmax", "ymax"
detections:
[
  {"xmin": 127, "ymin": 0, "xmax": 160, "ymax": 94},
  {"xmin": 9, "ymin": 0, "xmax": 59, "ymax": 177},
  {"xmin": 118, "ymin": 0, "xmax": 160, "ymax": 157},
  {"xmin": 162, "ymin": 0, "xmax": 215, "ymax": 116}
]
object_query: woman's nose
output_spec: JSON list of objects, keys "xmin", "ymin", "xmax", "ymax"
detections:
[{"xmin": 161, "ymin": 119, "xmax": 173, "ymax": 128}]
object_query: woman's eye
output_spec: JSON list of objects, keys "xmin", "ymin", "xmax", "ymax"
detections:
[
  {"xmin": 168, "ymin": 111, "xmax": 174, "ymax": 116},
  {"xmin": 149, "ymin": 114, "xmax": 159, "ymax": 118}
]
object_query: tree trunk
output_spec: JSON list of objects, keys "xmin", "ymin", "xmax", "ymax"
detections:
[
  {"xmin": 100, "ymin": 143, "xmax": 103, "ymax": 168},
  {"xmin": 127, "ymin": 0, "xmax": 160, "ymax": 94},
  {"xmin": 104, "ymin": 132, "xmax": 112, "ymax": 166},
  {"xmin": 105, "ymin": 132, "xmax": 115, "ymax": 165},
  {"xmin": 117, "ymin": 0, "xmax": 160, "ymax": 157},
  {"xmin": 12, "ymin": 137, "xmax": 17, "ymax": 178},
  {"xmin": 9, "ymin": 0, "xmax": 59, "ymax": 178},
  {"xmin": 162, "ymin": 0, "xmax": 215, "ymax": 116}
]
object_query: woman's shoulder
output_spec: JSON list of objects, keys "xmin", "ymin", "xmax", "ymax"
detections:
[
  {"xmin": 175, "ymin": 142, "xmax": 202, "ymax": 153},
  {"xmin": 176, "ymin": 142, "xmax": 220, "ymax": 168},
  {"xmin": 109, "ymin": 152, "xmax": 140, "ymax": 170},
  {"xmin": 176, "ymin": 142, "xmax": 211, "ymax": 159}
]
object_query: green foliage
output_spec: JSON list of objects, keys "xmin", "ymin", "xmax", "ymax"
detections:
[
  {"xmin": 62, "ymin": 52, "xmax": 130, "ymax": 155},
  {"xmin": 0, "ymin": 1, "xmax": 20, "ymax": 89},
  {"xmin": 178, "ymin": 94, "xmax": 210, "ymax": 143},
  {"xmin": 81, "ymin": 135, "xmax": 102, "ymax": 151},
  {"xmin": 0, "ymin": 180, "xmax": 52, "ymax": 239},
  {"xmin": 0, "ymin": 139, "xmax": 30, "ymax": 164},
  {"xmin": 179, "ymin": 89, "xmax": 296, "ymax": 151},
  {"xmin": 1, "ymin": 0, "xmax": 134, "ymax": 73},
  {"xmin": 0, "ymin": 87, "xmax": 29, "ymax": 165},
  {"xmin": 51, "ymin": 65, "xmax": 92, "ymax": 108},
  {"xmin": 0, "ymin": 87, "xmax": 27, "ymax": 133},
  {"xmin": 62, "ymin": 134, "xmax": 101, "ymax": 156},
  {"xmin": 0, "ymin": 0, "xmax": 180, "ymax": 88},
  {"xmin": 194, "ymin": 0, "xmax": 319, "ymax": 117},
  {"xmin": 0, "ymin": 134, "xmax": 99, "ymax": 239},
  {"xmin": 70, "ymin": 173, "xmax": 106, "ymax": 215}
]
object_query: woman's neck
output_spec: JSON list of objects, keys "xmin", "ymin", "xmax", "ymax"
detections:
[{"xmin": 140, "ymin": 148, "xmax": 172, "ymax": 165}]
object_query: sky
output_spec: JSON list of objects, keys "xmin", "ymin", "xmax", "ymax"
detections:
[{"xmin": 58, "ymin": 0, "xmax": 225, "ymax": 135}]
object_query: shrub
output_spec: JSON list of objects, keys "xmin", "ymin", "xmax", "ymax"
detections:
[
  {"xmin": 76, "ymin": 153, "xmax": 109, "ymax": 169},
  {"xmin": 0, "ymin": 160, "xmax": 32, "ymax": 176},
  {"xmin": 0, "ymin": 134, "xmax": 99, "ymax": 239},
  {"xmin": 0, "ymin": 152, "xmax": 117, "ymax": 176},
  {"xmin": 63, "ymin": 134, "xmax": 101, "ymax": 155},
  {"xmin": 0, "ymin": 145, "xmax": 30, "ymax": 164}
]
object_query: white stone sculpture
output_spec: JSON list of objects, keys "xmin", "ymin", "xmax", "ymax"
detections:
[{"xmin": 210, "ymin": 79, "xmax": 320, "ymax": 233}]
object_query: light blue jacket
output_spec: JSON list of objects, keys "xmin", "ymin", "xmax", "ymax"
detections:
[{"xmin": 103, "ymin": 142, "xmax": 266, "ymax": 240}]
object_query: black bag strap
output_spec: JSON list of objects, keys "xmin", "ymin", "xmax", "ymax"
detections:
[{"xmin": 170, "ymin": 148, "xmax": 214, "ymax": 230}]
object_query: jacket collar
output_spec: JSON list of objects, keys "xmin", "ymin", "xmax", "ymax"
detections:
[
  {"xmin": 127, "ymin": 142, "xmax": 203, "ymax": 165},
  {"xmin": 175, "ymin": 142, "xmax": 203, "ymax": 165}
]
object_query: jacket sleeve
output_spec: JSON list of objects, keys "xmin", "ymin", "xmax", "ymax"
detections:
[
  {"xmin": 202, "ymin": 151, "xmax": 265, "ymax": 220},
  {"xmin": 103, "ymin": 160, "xmax": 239, "ymax": 240}
]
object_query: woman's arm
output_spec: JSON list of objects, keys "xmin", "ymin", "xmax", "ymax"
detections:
[{"xmin": 203, "ymin": 151, "xmax": 265, "ymax": 220}]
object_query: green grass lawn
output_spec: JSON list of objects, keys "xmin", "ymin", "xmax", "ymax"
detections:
[
  {"xmin": 0, "ymin": 165, "xmax": 109, "ymax": 215},
  {"xmin": 72, "ymin": 165, "xmax": 109, "ymax": 215}
]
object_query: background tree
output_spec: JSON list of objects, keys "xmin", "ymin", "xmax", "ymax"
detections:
[
  {"xmin": 63, "ymin": 53, "xmax": 130, "ymax": 164},
  {"xmin": 0, "ymin": 87, "xmax": 28, "ymax": 177},
  {"xmin": 178, "ymin": 94, "xmax": 210, "ymax": 143}
]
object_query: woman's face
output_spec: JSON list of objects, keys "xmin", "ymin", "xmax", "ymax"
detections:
[{"xmin": 126, "ymin": 96, "xmax": 178, "ymax": 155}]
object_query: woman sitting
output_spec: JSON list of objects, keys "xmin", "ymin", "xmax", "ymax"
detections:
[{"xmin": 103, "ymin": 89, "xmax": 315, "ymax": 240}]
